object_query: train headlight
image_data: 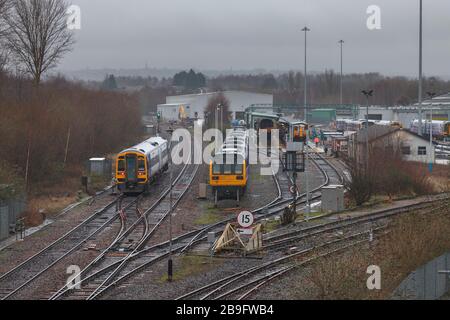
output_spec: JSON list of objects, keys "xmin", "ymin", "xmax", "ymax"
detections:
[
  {"xmin": 212, "ymin": 176, "xmax": 219, "ymax": 180},
  {"xmin": 236, "ymin": 176, "xmax": 244, "ymax": 180}
]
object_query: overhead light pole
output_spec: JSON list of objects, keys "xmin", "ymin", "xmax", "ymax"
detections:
[
  {"xmin": 302, "ymin": 26, "xmax": 311, "ymax": 219},
  {"xmin": 361, "ymin": 90, "xmax": 374, "ymax": 169},
  {"xmin": 302, "ymin": 26, "xmax": 310, "ymax": 122},
  {"xmin": 418, "ymin": 0, "xmax": 423, "ymax": 136},
  {"xmin": 166, "ymin": 127, "xmax": 174, "ymax": 282},
  {"xmin": 339, "ymin": 40, "xmax": 344, "ymax": 106}
]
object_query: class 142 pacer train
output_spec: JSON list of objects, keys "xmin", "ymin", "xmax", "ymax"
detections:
[
  {"xmin": 115, "ymin": 136, "xmax": 169, "ymax": 194},
  {"xmin": 209, "ymin": 126, "xmax": 249, "ymax": 202}
]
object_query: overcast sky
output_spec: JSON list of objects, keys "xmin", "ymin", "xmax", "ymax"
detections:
[{"xmin": 59, "ymin": 0, "xmax": 450, "ymax": 78}]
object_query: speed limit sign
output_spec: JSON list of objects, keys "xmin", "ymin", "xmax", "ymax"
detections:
[
  {"xmin": 237, "ymin": 211, "xmax": 254, "ymax": 228},
  {"xmin": 289, "ymin": 186, "xmax": 296, "ymax": 194}
]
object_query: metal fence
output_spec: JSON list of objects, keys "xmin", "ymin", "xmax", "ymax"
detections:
[
  {"xmin": 0, "ymin": 197, "xmax": 27, "ymax": 241},
  {"xmin": 393, "ymin": 251, "xmax": 450, "ymax": 300}
]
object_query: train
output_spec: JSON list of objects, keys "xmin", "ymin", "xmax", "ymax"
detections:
[
  {"xmin": 291, "ymin": 121, "xmax": 309, "ymax": 142},
  {"xmin": 409, "ymin": 120, "xmax": 447, "ymax": 139},
  {"xmin": 209, "ymin": 127, "xmax": 249, "ymax": 203},
  {"xmin": 115, "ymin": 136, "xmax": 169, "ymax": 194},
  {"xmin": 335, "ymin": 119, "xmax": 403, "ymax": 132},
  {"xmin": 444, "ymin": 121, "xmax": 450, "ymax": 139},
  {"xmin": 376, "ymin": 120, "xmax": 403, "ymax": 128}
]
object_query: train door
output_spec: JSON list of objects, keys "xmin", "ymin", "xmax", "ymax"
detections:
[
  {"xmin": 126, "ymin": 154, "xmax": 137, "ymax": 182},
  {"xmin": 158, "ymin": 147, "xmax": 162, "ymax": 173},
  {"xmin": 147, "ymin": 154, "xmax": 151, "ymax": 180}
]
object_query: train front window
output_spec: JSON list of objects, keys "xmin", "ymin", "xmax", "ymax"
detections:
[
  {"xmin": 118, "ymin": 159, "xmax": 125, "ymax": 172},
  {"xmin": 223, "ymin": 164, "xmax": 232, "ymax": 174},
  {"xmin": 138, "ymin": 158, "xmax": 145, "ymax": 172},
  {"xmin": 213, "ymin": 164, "xmax": 221, "ymax": 174},
  {"xmin": 235, "ymin": 164, "xmax": 243, "ymax": 174}
]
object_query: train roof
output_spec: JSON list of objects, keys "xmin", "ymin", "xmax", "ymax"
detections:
[
  {"xmin": 120, "ymin": 136, "xmax": 167, "ymax": 155},
  {"xmin": 214, "ymin": 128, "xmax": 248, "ymax": 162}
]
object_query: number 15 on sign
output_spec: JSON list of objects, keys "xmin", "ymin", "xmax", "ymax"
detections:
[{"xmin": 238, "ymin": 211, "xmax": 254, "ymax": 228}]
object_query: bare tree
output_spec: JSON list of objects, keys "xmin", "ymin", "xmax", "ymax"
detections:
[
  {"xmin": 204, "ymin": 92, "xmax": 231, "ymax": 130},
  {"xmin": 5, "ymin": 0, "xmax": 74, "ymax": 85},
  {"xmin": 0, "ymin": 0, "xmax": 12, "ymax": 71}
]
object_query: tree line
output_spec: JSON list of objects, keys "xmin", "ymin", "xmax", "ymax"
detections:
[
  {"xmin": 0, "ymin": 0, "xmax": 142, "ymax": 193},
  {"xmin": 116, "ymin": 70, "xmax": 450, "ymax": 115},
  {"xmin": 0, "ymin": 73, "xmax": 142, "ymax": 190}
]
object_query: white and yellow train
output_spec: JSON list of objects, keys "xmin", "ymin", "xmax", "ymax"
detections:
[{"xmin": 116, "ymin": 136, "xmax": 169, "ymax": 194}]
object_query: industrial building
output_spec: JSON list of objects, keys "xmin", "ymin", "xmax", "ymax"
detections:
[
  {"xmin": 355, "ymin": 92, "xmax": 450, "ymax": 128},
  {"xmin": 157, "ymin": 91, "xmax": 273, "ymax": 121},
  {"xmin": 347, "ymin": 125, "xmax": 435, "ymax": 165}
]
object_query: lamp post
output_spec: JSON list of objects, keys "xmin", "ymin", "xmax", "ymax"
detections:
[
  {"xmin": 361, "ymin": 90, "xmax": 374, "ymax": 169},
  {"xmin": 418, "ymin": 0, "xmax": 423, "ymax": 136},
  {"xmin": 426, "ymin": 91, "xmax": 436, "ymax": 172},
  {"xmin": 302, "ymin": 26, "xmax": 311, "ymax": 219},
  {"xmin": 302, "ymin": 26, "xmax": 310, "ymax": 122},
  {"xmin": 166, "ymin": 127, "xmax": 174, "ymax": 282},
  {"xmin": 339, "ymin": 40, "xmax": 344, "ymax": 106}
]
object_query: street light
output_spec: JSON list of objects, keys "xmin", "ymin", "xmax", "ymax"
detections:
[
  {"xmin": 166, "ymin": 127, "xmax": 174, "ymax": 282},
  {"xmin": 361, "ymin": 90, "xmax": 374, "ymax": 168},
  {"xmin": 426, "ymin": 91, "xmax": 436, "ymax": 172},
  {"xmin": 418, "ymin": 0, "xmax": 423, "ymax": 136},
  {"xmin": 302, "ymin": 26, "xmax": 311, "ymax": 219},
  {"xmin": 302, "ymin": 26, "xmax": 310, "ymax": 122},
  {"xmin": 339, "ymin": 40, "xmax": 344, "ymax": 106}
]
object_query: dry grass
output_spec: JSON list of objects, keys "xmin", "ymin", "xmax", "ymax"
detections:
[{"xmin": 300, "ymin": 200, "xmax": 450, "ymax": 299}]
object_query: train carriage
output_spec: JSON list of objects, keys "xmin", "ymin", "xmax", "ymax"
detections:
[
  {"xmin": 209, "ymin": 127, "xmax": 249, "ymax": 203},
  {"xmin": 116, "ymin": 136, "xmax": 169, "ymax": 194}
]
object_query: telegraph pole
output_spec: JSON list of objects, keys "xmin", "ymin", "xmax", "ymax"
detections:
[{"xmin": 339, "ymin": 40, "xmax": 344, "ymax": 106}]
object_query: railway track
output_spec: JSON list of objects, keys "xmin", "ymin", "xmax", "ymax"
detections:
[
  {"xmin": 263, "ymin": 197, "xmax": 450, "ymax": 250},
  {"xmin": 49, "ymin": 162, "xmax": 199, "ymax": 300},
  {"xmin": 61, "ymin": 149, "xmax": 337, "ymax": 299},
  {"xmin": 0, "ymin": 195, "xmax": 130, "ymax": 300},
  {"xmin": 0, "ymin": 139, "xmax": 187, "ymax": 300},
  {"xmin": 2, "ymin": 145, "xmax": 341, "ymax": 300},
  {"xmin": 176, "ymin": 197, "xmax": 449, "ymax": 300},
  {"xmin": 176, "ymin": 228, "xmax": 379, "ymax": 300}
]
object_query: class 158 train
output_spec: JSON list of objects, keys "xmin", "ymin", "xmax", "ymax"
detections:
[
  {"xmin": 115, "ymin": 136, "xmax": 169, "ymax": 194},
  {"xmin": 209, "ymin": 127, "xmax": 249, "ymax": 202}
]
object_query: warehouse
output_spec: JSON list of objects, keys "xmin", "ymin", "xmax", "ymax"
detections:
[
  {"xmin": 157, "ymin": 91, "xmax": 273, "ymax": 121},
  {"xmin": 347, "ymin": 125, "xmax": 435, "ymax": 165},
  {"xmin": 356, "ymin": 93, "xmax": 450, "ymax": 128}
]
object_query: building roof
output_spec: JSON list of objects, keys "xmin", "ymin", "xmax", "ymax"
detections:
[
  {"xmin": 355, "ymin": 125, "xmax": 398, "ymax": 143},
  {"xmin": 166, "ymin": 90, "xmax": 273, "ymax": 100},
  {"xmin": 355, "ymin": 125, "xmax": 432, "ymax": 144},
  {"xmin": 415, "ymin": 92, "xmax": 450, "ymax": 106}
]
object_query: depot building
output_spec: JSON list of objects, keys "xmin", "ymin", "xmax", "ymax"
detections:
[{"xmin": 157, "ymin": 91, "xmax": 273, "ymax": 121}]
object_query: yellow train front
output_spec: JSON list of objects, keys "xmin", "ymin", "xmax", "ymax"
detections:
[
  {"xmin": 209, "ymin": 128, "xmax": 249, "ymax": 203},
  {"xmin": 115, "ymin": 137, "xmax": 169, "ymax": 194},
  {"xmin": 291, "ymin": 121, "xmax": 308, "ymax": 142},
  {"xmin": 444, "ymin": 122, "xmax": 450, "ymax": 139}
]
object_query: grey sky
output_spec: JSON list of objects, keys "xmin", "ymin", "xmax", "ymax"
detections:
[{"xmin": 59, "ymin": 0, "xmax": 450, "ymax": 78}]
